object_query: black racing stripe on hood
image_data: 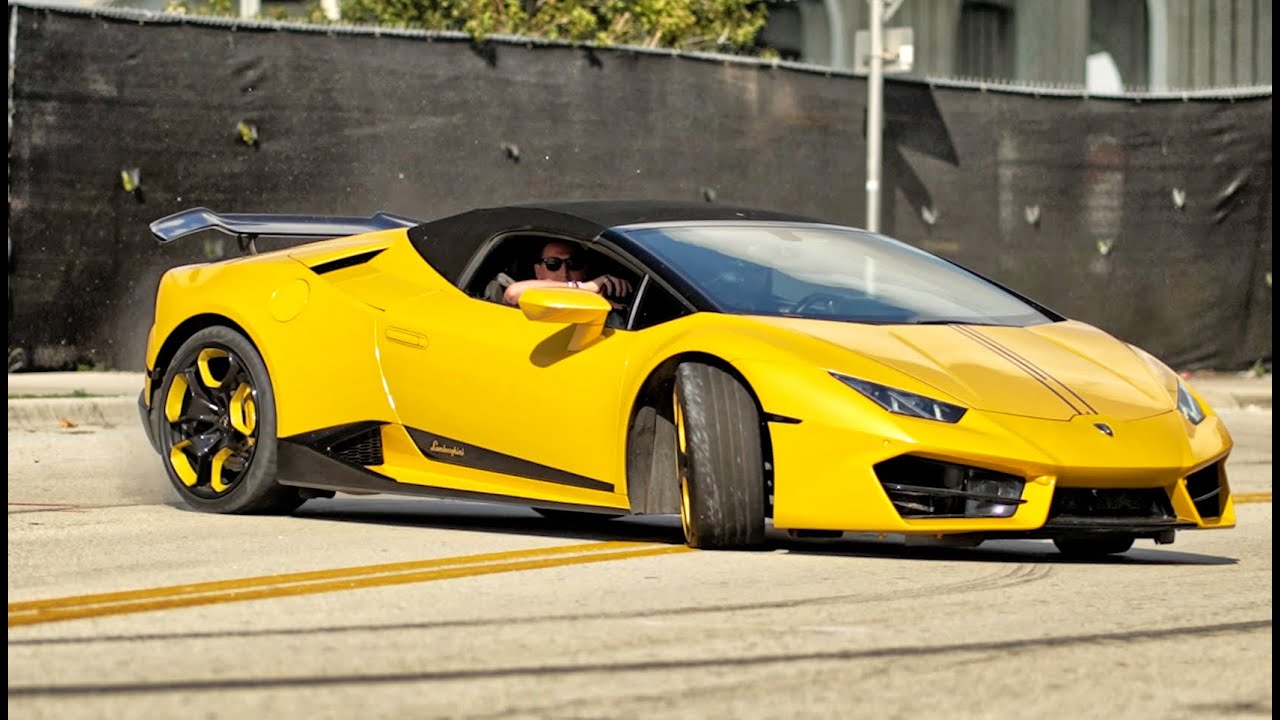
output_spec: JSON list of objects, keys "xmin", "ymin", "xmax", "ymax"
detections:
[{"xmin": 951, "ymin": 325, "xmax": 1096, "ymax": 416}]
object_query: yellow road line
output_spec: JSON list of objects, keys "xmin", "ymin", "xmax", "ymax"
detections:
[
  {"xmin": 9, "ymin": 541, "xmax": 648, "ymax": 612},
  {"xmin": 9, "ymin": 542, "xmax": 691, "ymax": 628},
  {"xmin": 13, "ymin": 491, "xmax": 1271, "ymax": 627},
  {"xmin": 1233, "ymin": 492, "xmax": 1271, "ymax": 504}
]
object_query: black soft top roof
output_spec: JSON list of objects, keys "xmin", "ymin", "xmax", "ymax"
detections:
[
  {"xmin": 510, "ymin": 200, "xmax": 821, "ymax": 229},
  {"xmin": 410, "ymin": 200, "xmax": 825, "ymax": 284}
]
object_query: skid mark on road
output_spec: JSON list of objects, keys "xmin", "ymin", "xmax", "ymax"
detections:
[
  {"xmin": 8, "ymin": 619, "xmax": 1269, "ymax": 698},
  {"xmin": 7, "ymin": 502, "xmax": 87, "ymax": 513},
  {"xmin": 8, "ymin": 562, "xmax": 1053, "ymax": 646},
  {"xmin": 8, "ymin": 541, "xmax": 691, "ymax": 627}
]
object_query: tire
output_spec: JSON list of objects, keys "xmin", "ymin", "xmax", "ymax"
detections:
[
  {"xmin": 155, "ymin": 326, "xmax": 303, "ymax": 515},
  {"xmin": 1052, "ymin": 535, "xmax": 1135, "ymax": 558},
  {"xmin": 673, "ymin": 362, "xmax": 766, "ymax": 549}
]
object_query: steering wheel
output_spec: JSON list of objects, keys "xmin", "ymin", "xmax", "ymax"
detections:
[{"xmin": 790, "ymin": 292, "xmax": 847, "ymax": 316}]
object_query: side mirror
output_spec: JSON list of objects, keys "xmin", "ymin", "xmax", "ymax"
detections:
[{"xmin": 518, "ymin": 288, "xmax": 612, "ymax": 351}]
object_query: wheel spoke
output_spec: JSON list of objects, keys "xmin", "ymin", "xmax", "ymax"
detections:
[
  {"xmin": 222, "ymin": 354, "xmax": 246, "ymax": 390},
  {"xmin": 210, "ymin": 355, "xmax": 244, "ymax": 406},
  {"xmin": 179, "ymin": 396, "xmax": 222, "ymax": 424},
  {"xmin": 183, "ymin": 367, "xmax": 216, "ymax": 405},
  {"xmin": 188, "ymin": 428, "xmax": 223, "ymax": 459}
]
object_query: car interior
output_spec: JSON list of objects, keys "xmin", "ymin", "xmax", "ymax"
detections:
[{"xmin": 464, "ymin": 233, "xmax": 642, "ymax": 328}]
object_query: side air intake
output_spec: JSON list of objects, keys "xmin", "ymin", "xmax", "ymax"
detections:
[
  {"xmin": 330, "ymin": 426, "xmax": 384, "ymax": 467},
  {"xmin": 283, "ymin": 421, "xmax": 386, "ymax": 468}
]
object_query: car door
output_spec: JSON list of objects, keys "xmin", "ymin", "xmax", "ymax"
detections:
[{"xmin": 374, "ymin": 285, "xmax": 640, "ymax": 507}]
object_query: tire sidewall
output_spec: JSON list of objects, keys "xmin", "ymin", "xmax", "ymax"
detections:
[{"xmin": 674, "ymin": 362, "xmax": 766, "ymax": 548}]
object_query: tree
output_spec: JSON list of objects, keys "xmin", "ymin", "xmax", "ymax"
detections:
[{"xmin": 160, "ymin": 0, "xmax": 777, "ymax": 55}]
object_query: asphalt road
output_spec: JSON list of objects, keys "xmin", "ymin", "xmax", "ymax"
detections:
[{"xmin": 7, "ymin": 400, "xmax": 1272, "ymax": 719}]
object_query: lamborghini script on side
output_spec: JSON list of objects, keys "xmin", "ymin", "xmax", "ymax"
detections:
[{"xmin": 139, "ymin": 201, "xmax": 1235, "ymax": 556}]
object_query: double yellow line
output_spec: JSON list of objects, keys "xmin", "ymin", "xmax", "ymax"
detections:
[
  {"xmin": 1233, "ymin": 492, "xmax": 1271, "ymax": 504},
  {"xmin": 8, "ymin": 541, "xmax": 691, "ymax": 628}
]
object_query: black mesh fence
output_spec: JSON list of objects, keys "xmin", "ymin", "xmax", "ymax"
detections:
[{"xmin": 7, "ymin": 5, "xmax": 1272, "ymax": 371}]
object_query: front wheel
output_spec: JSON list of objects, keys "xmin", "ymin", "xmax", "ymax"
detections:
[
  {"xmin": 673, "ymin": 362, "xmax": 766, "ymax": 549},
  {"xmin": 1052, "ymin": 535, "xmax": 1135, "ymax": 558},
  {"xmin": 155, "ymin": 326, "xmax": 303, "ymax": 515}
]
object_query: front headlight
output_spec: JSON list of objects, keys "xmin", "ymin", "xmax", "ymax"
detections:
[
  {"xmin": 1177, "ymin": 380, "xmax": 1206, "ymax": 425},
  {"xmin": 830, "ymin": 372, "xmax": 967, "ymax": 423}
]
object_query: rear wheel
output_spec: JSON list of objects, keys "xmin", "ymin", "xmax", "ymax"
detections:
[
  {"xmin": 673, "ymin": 362, "xmax": 765, "ymax": 549},
  {"xmin": 1053, "ymin": 535, "xmax": 1135, "ymax": 558},
  {"xmin": 156, "ymin": 326, "xmax": 303, "ymax": 514}
]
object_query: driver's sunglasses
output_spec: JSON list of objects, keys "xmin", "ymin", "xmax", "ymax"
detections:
[{"xmin": 538, "ymin": 257, "xmax": 585, "ymax": 272}]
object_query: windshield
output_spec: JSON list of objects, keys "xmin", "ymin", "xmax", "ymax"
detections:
[{"xmin": 621, "ymin": 222, "xmax": 1055, "ymax": 326}]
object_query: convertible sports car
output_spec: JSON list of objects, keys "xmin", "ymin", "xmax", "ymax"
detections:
[{"xmin": 139, "ymin": 201, "xmax": 1235, "ymax": 556}]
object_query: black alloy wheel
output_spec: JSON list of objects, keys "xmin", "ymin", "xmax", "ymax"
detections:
[{"xmin": 157, "ymin": 326, "xmax": 302, "ymax": 514}]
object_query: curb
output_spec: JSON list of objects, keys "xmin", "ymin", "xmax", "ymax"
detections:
[{"xmin": 7, "ymin": 397, "xmax": 140, "ymax": 431}]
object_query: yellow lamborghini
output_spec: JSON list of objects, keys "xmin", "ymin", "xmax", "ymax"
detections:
[{"xmin": 139, "ymin": 201, "xmax": 1235, "ymax": 556}]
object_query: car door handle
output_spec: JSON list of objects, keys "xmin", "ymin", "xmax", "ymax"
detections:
[{"xmin": 385, "ymin": 327, "xmax": 428, "ymax": 348}]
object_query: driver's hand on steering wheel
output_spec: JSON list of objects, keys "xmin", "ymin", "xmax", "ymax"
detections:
[{"xmin": 582, "ymin": 275, "xmax": 633, "ymax": 307}]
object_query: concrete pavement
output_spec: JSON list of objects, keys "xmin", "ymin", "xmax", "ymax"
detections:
[
  {"xmin": 8, "ymin": 372, "xmax": 144, "ymax": 430},
  {"xmin": 6, "ymin": 368, "xmax": 1271, "ymax": 431}
]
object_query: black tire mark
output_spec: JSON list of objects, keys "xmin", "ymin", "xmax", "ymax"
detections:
[
  {"xmin": 9, "ymin": 620, "xmax": 1269, "ymax": 698},
  {"xmin": 9, "ymin": 564, "xmax": 1052, "ymax": 647}
]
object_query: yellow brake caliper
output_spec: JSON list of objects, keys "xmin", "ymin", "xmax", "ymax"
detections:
[{"xmin": 229, "ymin": 382, "xmax": 257, "ymax": 437}]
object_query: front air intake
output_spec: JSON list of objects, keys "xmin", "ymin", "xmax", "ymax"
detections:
[
  {"xmin": 874, "ymin": 455, "xmax": 1026, "ymax": 519},
  {"xmin": 1047, "ymin": 488, "xmax": 1175, "ymax": 524},
  {"xmin": 1184, "ymin": 462, "xmax": 1225, "ymax": 519}
]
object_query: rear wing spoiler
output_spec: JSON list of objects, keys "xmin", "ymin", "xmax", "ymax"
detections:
[{"xmin": 149, "ymin": 207, "xmax": 421, "ymax": 254}]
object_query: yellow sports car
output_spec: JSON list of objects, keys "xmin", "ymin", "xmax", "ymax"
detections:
[{"xmin": 139, "ymin": 201, "xmax": 1235, "ymax": 556}]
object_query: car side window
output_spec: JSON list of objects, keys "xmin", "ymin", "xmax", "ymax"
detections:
[
  {"xmin": 464, "ymin": 235, "xmax": 544, "ymax": 302},
  {"xmin": 630, "ymin": 278, "xmax": 691, "ymax": 330}
]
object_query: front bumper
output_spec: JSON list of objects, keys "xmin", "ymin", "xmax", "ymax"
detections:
[{"xmin": 769, "ymin": 407, "xmax": 1236, "ymax": 538}]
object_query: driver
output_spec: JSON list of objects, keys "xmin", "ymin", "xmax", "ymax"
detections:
[{"xmin": 491, "ymin": 240, "xmax": 632, "ymax": 308}]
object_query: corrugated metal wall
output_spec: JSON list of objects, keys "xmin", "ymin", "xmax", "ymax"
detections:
[
  {"xmin": 1012, "ymin": 0, "xmax": 1089, "ymax": 85},
  {"xmin": 883, "ymin": 0, "xmax": 961, "ymax": 78},
  {"xmin": 1164, "ymin": 0, "xmax": 1272, "ymax": 89},
  {"xmin": 779, "ymin": 0, "xmax": 1271, "ymax": 90}
]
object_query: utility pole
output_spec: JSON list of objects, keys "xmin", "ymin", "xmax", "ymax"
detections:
[
  {"xmin": 865, "ymin": 0, "xmax": 884, "ymax": 232},
  {"xmin": 862, "ymin": 0, "xmax": 907, "ymax": 233}
]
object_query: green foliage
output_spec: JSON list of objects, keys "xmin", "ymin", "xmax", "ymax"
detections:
[
  {"xmin": 167, "ymin": 0, "xmax": 775, "ymax": 54},
  {"xmin": 163, "ymin": 0, "xmax": 233, "ymax": 16}
]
